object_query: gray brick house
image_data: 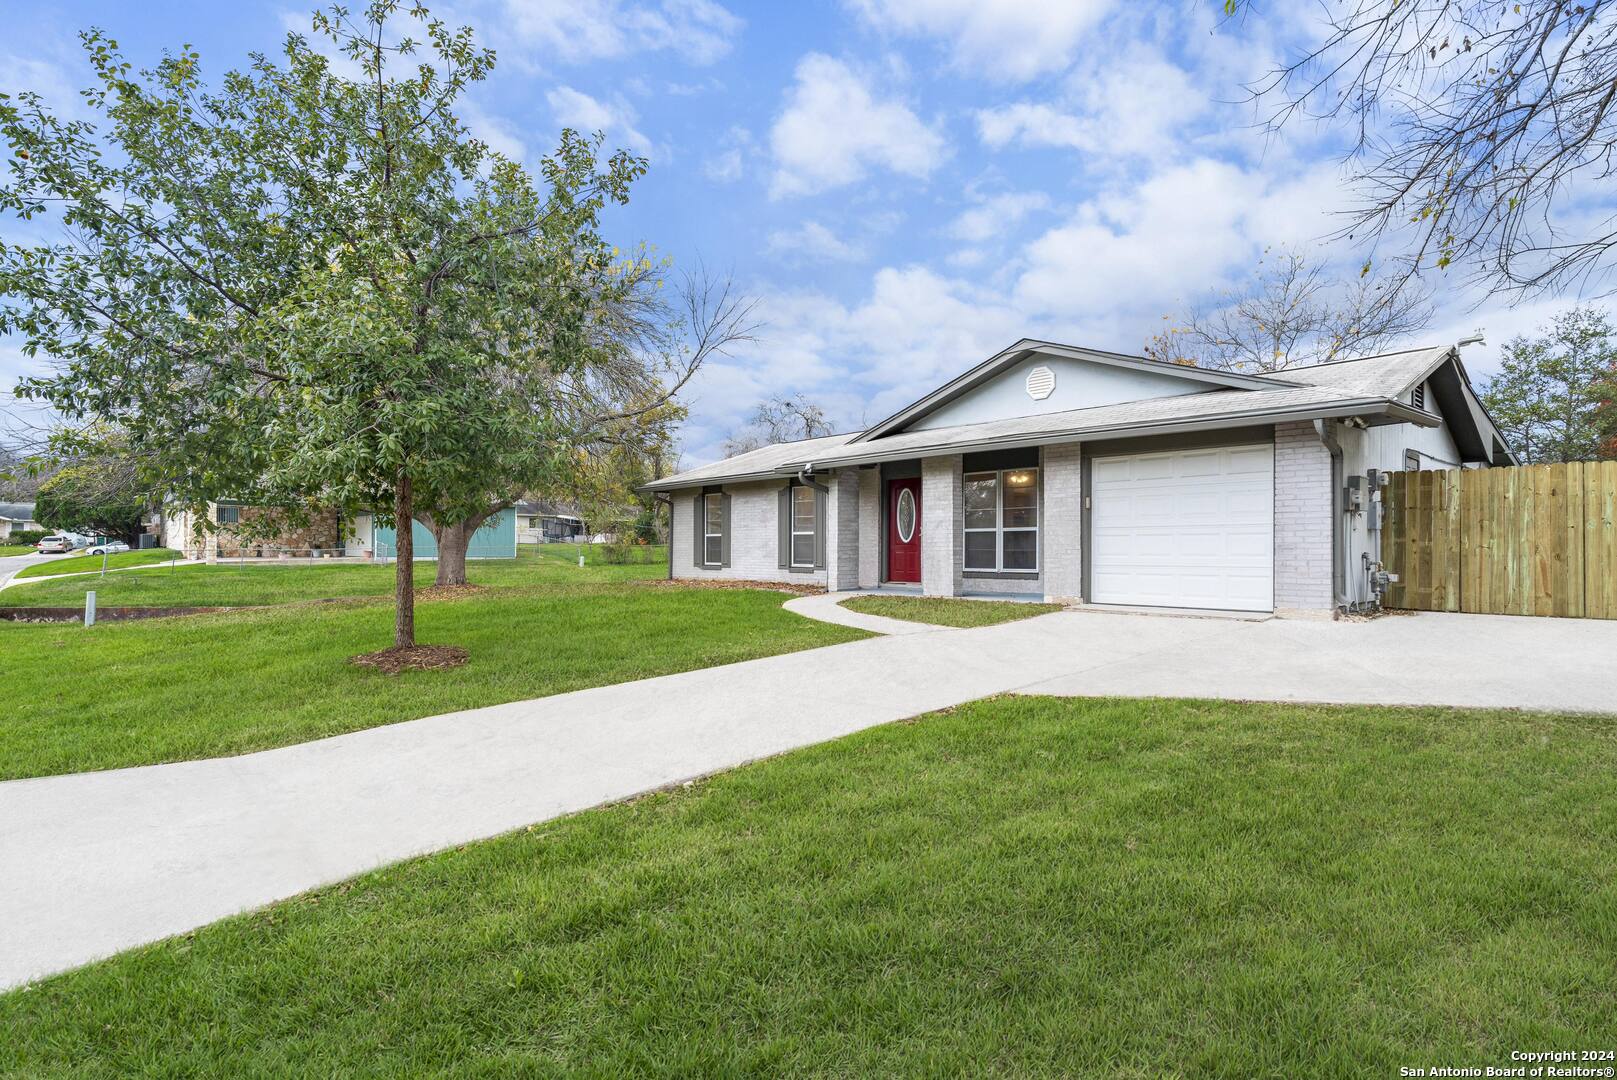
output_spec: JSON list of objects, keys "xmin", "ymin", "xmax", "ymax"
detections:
[{"xmin": 645, "ymin": 340, "xmax": 1514, "ymax": 616}]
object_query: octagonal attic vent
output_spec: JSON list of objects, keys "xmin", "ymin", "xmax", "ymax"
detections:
[{"xmin": 1025, "ymin": 365, "xmax": 1056, "ymax": 401}]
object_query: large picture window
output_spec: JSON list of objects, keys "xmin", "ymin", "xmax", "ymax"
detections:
[
  {"xmin": 703, "ymin": 493, "xmax": 724, "ymax": 566},
  {"xmin": 962, "ymin": 468, "xmax": 1038, "ymax": 572},
  {"xmin": 791, "ymin": 485, "xmax": 817, "ymax": 567}
]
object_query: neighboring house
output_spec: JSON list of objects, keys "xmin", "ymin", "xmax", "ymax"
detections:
[
  {"xmin": 514, "ymin": 500, "xmax": 585, "ymax": 544},
  {"xmin": 644, "ymin": 340, "xmax": 1515, "ymax": 615},
  {"xmin": 0, "ymin": 503, "xmax": 43, "ymax": 540},
  {"xmin": 164, "ymin": 502, "xmax": 515, "ymax": 560}
]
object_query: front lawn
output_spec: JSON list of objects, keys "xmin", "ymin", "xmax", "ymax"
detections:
[
  {"xmin": 0, "ymin": 544, "xmax": 33, "ymax": 557},
  {"xmin": 841, "ymin": 593, "xmax": 1065, "ymax": 626},
  {"xmin": 0, "ymin": 544, "xmax": 665, "ymax": 607},
  {"xmin": 13, "ymin": 547, "xmax": 183, "ymax": 579},
  {"xmin": 0, "ymin": 546, "xmax": 853, "ymax": 780},
  {"xmin": 4, "ymin": 696, "xmax": 1612, "ymax": 1075}
]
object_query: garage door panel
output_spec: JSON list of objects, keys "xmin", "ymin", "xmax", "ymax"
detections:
[{"xmin": 1090, "ymin": 443, "xmax": 1274, "ymax": 612}]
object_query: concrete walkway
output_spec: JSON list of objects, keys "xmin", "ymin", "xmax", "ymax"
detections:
[
  {"xmin": 4, "ymin": 606, "xmax": 1615, "ymax": 989},
  {"xmin": 0, "ymin": 551, "xmax": 70, "ymax": 588},
  {"xmin": 782, "ymin": 591, "xmax": 951, "ymax": 634}
]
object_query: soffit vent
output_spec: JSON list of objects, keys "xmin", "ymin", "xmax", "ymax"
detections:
[{"xmin": 1025, "ymin": 365, "xmax": 1056, "ymax": 401}]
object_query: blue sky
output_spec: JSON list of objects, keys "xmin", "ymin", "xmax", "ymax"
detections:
[{"xmin": 0, "ymin": 0, "xmax": 1592, "ymax": 465}]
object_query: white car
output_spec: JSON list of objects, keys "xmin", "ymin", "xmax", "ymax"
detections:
[{"xmin": 85, "ymin": 541, "xmax": 131, "ymax": 556}]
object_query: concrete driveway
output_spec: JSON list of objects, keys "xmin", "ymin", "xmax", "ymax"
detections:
[
  {"xmin": 0, "ymin": 551, "xmax": 69, "ymax": 588},
  {"xmin": 3, "ymin": 605, "xmax": 1614, "ymax": 989}
]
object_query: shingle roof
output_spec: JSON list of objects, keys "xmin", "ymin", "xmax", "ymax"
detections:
[
  {"xmin": 0, "ymin": 502, "xmax": 37, "ymax": 521},
  {"xmin": 645, "ymin": 344, "xmax": 1461, "ymax": 491},
  {"xmin": 648, "ymin": 432, "xmax": 860, "ymax": 489}
]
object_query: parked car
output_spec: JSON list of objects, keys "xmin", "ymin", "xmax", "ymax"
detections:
[
  {"xmin": 35, "ymin": 535, "xmax": 76, "ymax": 554},
  {"xmin": 85, "ymin": 541, "xmax": 130, "ymax": 556}
]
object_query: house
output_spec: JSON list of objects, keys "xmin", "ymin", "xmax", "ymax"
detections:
[
  {"xmin": 163, "ymin": 502, "xmax": 515, "ymax": 560},
  {"xmin": 0, "ymin": 502, "xmax": 43, "ymax": 540},
  {"xmin": 643, "ymin": 340, "xmax": 1515, "ymax": 616},
  {"xmin": 513, "ymin": 500, "xmax": 585, "ymax": 544}
]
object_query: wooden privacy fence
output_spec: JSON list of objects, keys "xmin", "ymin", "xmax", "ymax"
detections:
[{"xmin": 1383, "ymin": 461, "xmax": 1617, "ymax": 618}]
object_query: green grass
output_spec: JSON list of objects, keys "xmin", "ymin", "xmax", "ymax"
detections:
[
  {"xmin": 0, "ymin": 545, "xmax": 861, "ymax": 780},
  {"xmin": 4, "ymin": 696, "xmax": 1613, "ymax": 1076},
  {"xmin": 841, "ymin": 593, "xmax": 1065, "ymax": 626},
  {"xmin": 13, "ymin": 546, "xmax": 184, "ymax": 579},
  {"xmin": 0, "ymin": 544, "xmax": 33, "ymax": 557},
  {"xmin": 0, "ymin": 543, "xmax": 665, "ymax": 607}
]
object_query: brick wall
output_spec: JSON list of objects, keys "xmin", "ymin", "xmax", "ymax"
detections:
[
  {"xmin": 921, "ymin": 455, "xmax": 962, "ymax": 597},
  {"xmin": 1042, "ymin": 442, "xmax": 1083, "ymax": 601},
  {"xmin": 669, "ymin": 480, "xmax": 828, "ymax": 586},
  {"xmin": 857, "ymin": 468, "xmax": 880, "ymax": 588},
  {"xmin": 825, "ymin": 468, "xmax": 861, "ymax": 591},
  {"xmin": 1274, "ymin": 421, "xmax": 1335, "ymax": 613}
]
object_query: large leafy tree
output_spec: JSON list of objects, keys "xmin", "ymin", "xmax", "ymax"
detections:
[
  {"xmin": 31, "ymin": 430, "xmax": 153, "ymax": 543},
  {"xmin": 0, "ymin": 2, "xmax": 724, "ymax": 657},
  {"xmin": 1480, "ymin": 307, "xmax": 1617, "ymax": 463}
]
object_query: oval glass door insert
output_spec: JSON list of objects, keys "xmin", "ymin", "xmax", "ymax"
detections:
[{"xmin": 896, "ymin": 488, "xmax": 916, "ymax": 543}]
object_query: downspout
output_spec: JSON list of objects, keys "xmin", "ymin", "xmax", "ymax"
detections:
[{"xmin": 1313, "ymin": 419, "xmax": 1346, "ymax": 614}]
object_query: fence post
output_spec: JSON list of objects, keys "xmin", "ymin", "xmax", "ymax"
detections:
[{"xmin": 84, "ymin": 590, "xmax": 96, "ymax": 627}]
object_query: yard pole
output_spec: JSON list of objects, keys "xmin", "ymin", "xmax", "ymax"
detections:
[
  {"xmin": 84, "ymin": 590, "xmax": 96, "ymax": 627},
  {"xmin": 101, "ymin": 549, "xmax": 110, "ymax": 577}
]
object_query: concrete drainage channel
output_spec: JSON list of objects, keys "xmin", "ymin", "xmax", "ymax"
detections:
[{"xmin": 0, "ymin": 606, "xmax": 229, "ymax": 623}]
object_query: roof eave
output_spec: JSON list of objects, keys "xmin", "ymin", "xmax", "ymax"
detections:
[{"xmin": 781, "ymin": 398, "xmax": 1431, "ymax": 473}]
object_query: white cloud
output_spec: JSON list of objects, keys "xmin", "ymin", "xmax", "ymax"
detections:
[
  {"xmin": 505, "ymin": 0, "xmax": 742, "ymax": 65},
  {"xmin": 847, "ymin": 0, "xmax": 1114, "ymax": 81},
  {"xmin": 703, "ymin": 125, "xmax": 751, "ymax": 183},
  {"xmin": 546, "ymin": 86, "xmax": 654, "ymax": 157},
  {"xmin": 768, "ymin": 54, "xmax": 948, "ymax": 198},
  {"xmin": 765, "ymin": 221, "xmax": 868, "ymax": 263},
  {"xmin": 976, "ymin": 47, "xmax": 1204, "ymax": 163},
  {"xmin": 946, "ymin": 191, "xmax": 1051, "ymax": 243},
  {"xmin": 459, "ymin": 101, "xmax": 528, "ymax": 162}
]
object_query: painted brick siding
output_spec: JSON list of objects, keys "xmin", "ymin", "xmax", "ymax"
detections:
[
  {"xmin": 857, "ymin": 467, "xmax": 880, "ymax": 588},
  {"xmin": 1274, "ymin": 421, "xmax": 1335, "ymax": 612},
  {"xmin": 921, "ymin": 455, "xmax": 963, "ymax": 597},
  {"xmin": 1042, "ymin": 442, "xmax": 1083, "ymax": 601},
  {"xmin": 826, "ymin": 468, "xmax": 861, "ymax": 591},
  {"xmin": 669, "ymin": 481, "xmax": 827, "ymax": 585}
]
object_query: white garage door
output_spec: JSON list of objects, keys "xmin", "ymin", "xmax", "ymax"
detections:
[{"xmin": 1090, "ymin": 443, "xmax": 1274, "ymax": 612}]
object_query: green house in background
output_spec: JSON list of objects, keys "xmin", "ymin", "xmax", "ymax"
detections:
[{"xmin": 369, "ymin": 510, "xmax": 516, "ymax": 560}]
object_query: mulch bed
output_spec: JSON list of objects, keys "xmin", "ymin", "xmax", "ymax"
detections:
[
  {"xmin": 0, "ymin": 606, "xmax": 234, "ymax": 623},
  {"xmin": 349, "ymin": 644, "xmax": 470, "ymax": 674},
  {"xmin": 636, "ymin": 578, "xmax": 825, "ymax": 596},
  {"xmin": 416, "ymin": 584, "xmax": 488, "ymax": 602}
]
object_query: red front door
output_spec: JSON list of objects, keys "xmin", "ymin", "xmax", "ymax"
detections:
[{"xmin": 887, "ymin": 478, "xmax": 921, "ymax": 583}]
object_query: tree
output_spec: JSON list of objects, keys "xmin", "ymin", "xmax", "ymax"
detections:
[
  {"xmin": 31, "ymin": 431, "xmax": 154, "ymax": 543},
  {"xmin": 1143, "ymin": 248, "xmax": 1432, "ymax": 372},
  {"xmin": 421, "ymin": 266, "xmax": 755, "ymax": 586},
  {"xmin": 1480, "ymin": 307, "xmax": 1617, "ymax": 463},
  {"xmin": 0, "ymin": 3, "xmax": 728, "ymax": 661},
  {"xmin": 1237, "ymin": 0, "xmax": 1617, "ymax": 297},
  {"xmin": 721, "ymin": 393, "xmax": 835, "ymax": 456}
]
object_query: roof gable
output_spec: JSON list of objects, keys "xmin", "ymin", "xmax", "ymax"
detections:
[{"xmin": 854, "ymin": 340, "xmax": 1288, "ymax": 443}]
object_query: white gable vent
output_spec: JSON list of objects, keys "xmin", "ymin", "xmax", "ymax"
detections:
[{"xmin": 1025, "ymin": 365, "xmax": 1056, "ymax": 401}]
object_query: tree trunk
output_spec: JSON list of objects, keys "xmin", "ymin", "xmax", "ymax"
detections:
[
  {"xmin": 434, "ymin": 520, "xmax": 471, "ymax": 586},
  {"xmin": 428, "ymin": 507, "xmax": 495, "ymax": 586},
  {"xmin": 394, "ymin": 473, "xmax": 415, "ymax": 649}
]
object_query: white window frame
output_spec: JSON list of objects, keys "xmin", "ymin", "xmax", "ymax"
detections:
[
  {"xmin": 702, "ymin": 492, "xmax": 724, "ymax": 567},
  {"xmin": 790, "ymin": 484, "xmax": 817, "ymax": 568},
  {"xmin": 962, "ymin": 468, "xmax": 1039, "ymax": 573}
]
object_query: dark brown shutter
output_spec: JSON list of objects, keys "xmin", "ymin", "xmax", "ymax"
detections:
[
  {"xmin": 719, "ymin": 493, "xmax": 732, "ymax": 568},
  {"xmin": 691, "ymin": 493, "xmax": 703, "ymax": 568},
  {"xmin": 777, "ymin": 487, "xmax": 791, "ymax": 568}
]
